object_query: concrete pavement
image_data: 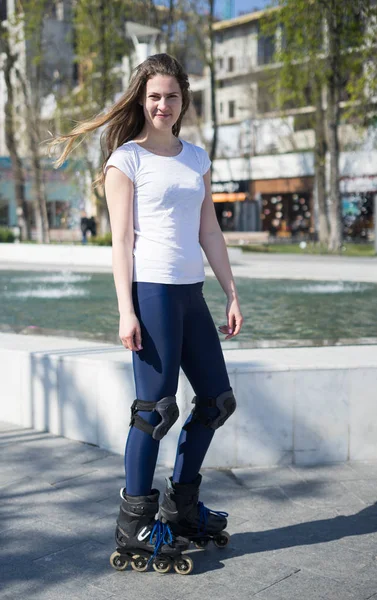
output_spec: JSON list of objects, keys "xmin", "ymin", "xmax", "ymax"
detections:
[
  {"xmin": 218, "ymin": 252, "xmax": 377, "ymax": 283},
  {"xmin": 1, "ymin": 421, "xmax": 377, "ymax": 600},
  {"xmin": 1, "ymin": 245, "xmax": 377, "ymax": 282}
]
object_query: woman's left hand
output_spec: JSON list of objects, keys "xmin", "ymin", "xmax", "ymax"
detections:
[{"xmin": 218, "ymin": 297, "xmax": 244, "ymax": 340}]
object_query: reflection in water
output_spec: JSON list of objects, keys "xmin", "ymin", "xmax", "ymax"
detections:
[
  {"xmin": 8, "ymin": 273, "xmax": 92, "ymax": 284},
  {"xmin": 1, "ymin": 270, "xmax": 377, "ymax": 344},
  {"xmin": 4, "ymin": 287, "xmax": 88, "ymax": 299}
]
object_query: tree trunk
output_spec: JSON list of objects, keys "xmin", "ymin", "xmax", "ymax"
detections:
[
  {"xmin": 14, "ymin": 15, "xmax": 50, "ymax": 244},
  {"xmin": 29, "ymin": 135, "xmax": 50, "ymax": 243},
  {"xmin": 99, "ymin": 0, "xmax": 111, "ymax": 108},
  {"xmin": 314, "ymin": 87, "xmax": 329, "ymax": 245},
  {"xmin": 17, "ymin": 71, "xmax": 50, "ymax": 243},
  {"xmin": 166, "ymin": 0, "xmax": 174, "ymax": 54},
  {"xmin": 83, "ymin": 148, "xmax": 109, "ymax": 234},
  {"xmin": 208, "ymin": 0, "xmax": 217, "ymax": 164},
  {"xmin": 326, "ymin": 5, "xmax": 342, "ymax": 251},
  {"xmin": 3, "ymin": 43, "xmax": 31, "ymax": 240}
]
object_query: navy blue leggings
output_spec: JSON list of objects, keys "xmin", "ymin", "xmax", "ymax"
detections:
[{"xmin": 125, "ymin": 281, "xmax": 231, "ymax": 496}]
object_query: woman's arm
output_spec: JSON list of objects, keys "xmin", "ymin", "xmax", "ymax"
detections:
[
  {"xmin": 104, "ymin": 167, "xmax": 142, "ymax": 351},
  {"xmin": 199, "ymin": 170, "xmax": 243, "ymax": 339}
]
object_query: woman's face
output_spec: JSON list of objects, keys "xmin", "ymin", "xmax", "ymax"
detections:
[{"xmin": 141, "ymin": 75, "xmax": 183, "ymax": 133}]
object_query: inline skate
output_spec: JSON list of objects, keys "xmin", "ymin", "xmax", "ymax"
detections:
[
  {"xmin": 110, "ymin": 488, "xmax": 193, "ymax": 575},
  {"xmin": 159, "ymin": 474, "xmax": 230, "ymax": 550}
]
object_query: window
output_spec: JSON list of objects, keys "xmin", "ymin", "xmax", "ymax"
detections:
[
  {"xmin": 228, "ymin": 100, "xmax": 235, "ymax": 119},
  {"xmin": 219, "ymin": 102, "xmax": 223, "ymax": 114},
  {"xmin": 228, "ymin": 56, "xmax": 234, "ymax": 72},
  {"xmin": 258, "ymin": 34, "xmax": 275, "ymax": 66},
  {"xmin": 45, "ymin": 0, "xmax": 64, "ymax": 20},
  {"xmin": 56, "ymin": 1, "xmax": 64, "ymax": 21},
  {"xmin": 218, "ymin": 57, "xmax": 223, "ymax": 70},
  {"xmin": 47, "ymin": 201, "xmax": 71, "ymax": 229},
  {"xmin": 293, "ymin": 113, "xmax": 315, "ymax": 131},
  {"xmin": 0, "ymin": 200, "xmax": 8, "ymax": 226},
  {"xmin": 0, "ymin": 0, "xmax": 7, "ymax": 21},
  {"xmin": 192, "ymin": 91, "xmax": 203, "ymax": 118}
]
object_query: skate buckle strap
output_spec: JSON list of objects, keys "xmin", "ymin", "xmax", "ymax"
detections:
[
  {"xmin": 184, "ymin": 390, "xmax": 236, "ymax": 431},
  {"xmin": 198, "ymin": 501, "xmax": 229, "ymax": 535},
  {"xmin": 129, "ymin": 397, "xmax": 179, "ymax": 441},
  {"xmin": 148, "ymin": 520, "xmax": 174, "ymax": 565}
]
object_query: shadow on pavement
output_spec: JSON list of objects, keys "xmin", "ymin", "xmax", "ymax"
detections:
[{"xmin": 186, "ymin": 501, "xmax": 377, "ymax": 575}]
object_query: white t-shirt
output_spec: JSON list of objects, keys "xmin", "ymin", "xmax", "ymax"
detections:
[{"xmin": 105, "ymin": 139, "xmax": 211, "ymax": 284}]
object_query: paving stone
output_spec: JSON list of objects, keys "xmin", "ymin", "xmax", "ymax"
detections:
[
  {"xmin": 77, "ymin": 454, "xmax": 124, "ymax": 472},
  {"xmin": 0, "ymin": 519, "xmax": 84, "ymax": 563},
  {"xmin": 225, "ymin": 485, "xmax": 342, "ymax": 531},
  {"xmin": 52, "ymin": 470, "xmax": 125, "ymax": 503},
  {"xmin": 0, "ymin": 435, "xmax": 112, "ymax": 469},
  {"xmin": 0, "ymin": 477, "xmax": 108, "ymax": 532},
  {"xmin": 339, "ymin": 479, "xmax": 377, "ymax": 508},
  {"xmin": 231, "ymin": 466, "xmax": 307, "ymax": 488},
  {"xmin": 278, "ymin": 480, "xmax": 366, "ymax": 512},
  {"xmin": 252, "ymin": 569, "xmax": 373, "ymax": 600},
  {"xmin": 349, "ymin": 461, "xmax": 377, "ymax": 480},
  {"xmin": 291, "ymin": 463, "xmax": 371, "ymax": 483},
  {"xmin": 276, "ymin": 539, "xmax": 373, "ymax": 581},
  {"xmin": 2, "ymin": 566, "xmax": 114, "ymax": 600},
  {"xmin": 1, "ymin": 461, "xmax": 102, "ymax": 486},
  {"xmin": 2, "ymin": 422, "xmax": 377, "ymax": 600}
]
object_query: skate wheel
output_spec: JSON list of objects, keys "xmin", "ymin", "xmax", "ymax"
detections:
[
  {"xmin": 152, "ymin": 557, "xmax": 172, "ymax": 574},
  {"xmin": 194, "ymin": 539, "xmax": 209, "ymax": 549},
  {"xmin": 131, "ymin": 554, "xmax": 149, "ymax": 572},
  {"xmin": 214, "ymin": 530, "xmax": 230, "ymax": 548},
  {"xmin": 173, "ymin": 556, "xmax": 194, "ymax": 575},
  {"xmin": 110, "ymin": 551, "xmax": 128, "ymax": 571}
]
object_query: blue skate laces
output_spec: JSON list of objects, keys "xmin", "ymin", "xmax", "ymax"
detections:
[
  {"xmin": 198, "ymin": 501, "xmax": 228, "ymax": 535},
  {"xmin": 148, "ymin": 520, "xmax": 174, "ymax": 564}
]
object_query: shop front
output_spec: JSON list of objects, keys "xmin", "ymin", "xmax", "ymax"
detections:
[
  {"xmin": 251, "ymin": 176, "xmax": 315, "ymax": 240},
  {"xmin": 211, "ymin": 180, "xmax": 261, "ymax": 231},
  {"xmin": 340, "ymin": 176, "xmax": 376, "ymax": 241}
]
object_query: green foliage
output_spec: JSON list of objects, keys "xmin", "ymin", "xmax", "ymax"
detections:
[
  {"xmin": 260, "ymin": 0, "xmax": 377, "ymax": 118},
  {"xmin": 89, "ymin": 232, "xmax": 112, "ymax": 245},
  {"xmin": 239, "ymin": 242, "xmax": 376, "ymax": 257},
  {"xmin": 0, "ymin": 228, "xmax": 15, "ymax": 243},
  {"xmin": 73, "ymin": 0, "xmax": 133, "ymax": 112}
]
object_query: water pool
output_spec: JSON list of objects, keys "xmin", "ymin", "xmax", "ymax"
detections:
[{"xmin": 1, "ymin": 270, "xmax": 377, "ymax": 346}]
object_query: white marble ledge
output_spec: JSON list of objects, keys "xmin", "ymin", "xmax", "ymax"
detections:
[
  {"xmin": 222, "ymin": 345, "xmax": 377, "ymax": 371},
  {"xmin": 1, "ymin": 333, "xmax": 377, "ymax": 372}
]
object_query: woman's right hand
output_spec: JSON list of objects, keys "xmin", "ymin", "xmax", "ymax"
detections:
[{"xmin": 119, "ymin": 312, "xmax": 143, "ymax": 352}]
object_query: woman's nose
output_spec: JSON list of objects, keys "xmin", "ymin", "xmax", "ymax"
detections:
[{"xmin": 158, "ymin": 97, "xmax": 168, "ymax": 110}]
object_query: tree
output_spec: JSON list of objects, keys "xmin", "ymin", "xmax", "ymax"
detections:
[
  {"xmin": 53, "ymin": 0, "xmax": 133, "ymax": 233},
  {"xmin": 169, "ymin": 0, "xmax": 218, "ymax": 162},
  {"xmin": 12, "ymin": 0, "xmax": 52, "ymax": 243},
  {"xmin": 0, "ymin": 17, "xmax": 31, "ymax": 240},
  {"xmin": 262, "ymin": 0, "xmax": 377, "ymax": 250}
]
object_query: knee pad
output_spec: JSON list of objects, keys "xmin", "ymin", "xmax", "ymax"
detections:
[
  {"xmin": 129, "ymin": 396, "xmax": 179, "ymax": 441},
  {"xmin": 186, "ymin": 389, "xmax": 236, "ymax": 431}
]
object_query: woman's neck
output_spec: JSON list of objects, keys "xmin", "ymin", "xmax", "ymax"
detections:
[{"xmin": 135, "ymin": 129, "xmax": 179, "ymax": 151}]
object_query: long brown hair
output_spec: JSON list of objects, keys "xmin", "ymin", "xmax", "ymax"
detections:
[{"xmin": 49, "ymin": 53, "xmax": 191, "ymax": 187}]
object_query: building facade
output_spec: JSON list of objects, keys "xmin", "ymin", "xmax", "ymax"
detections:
[
  {"xmin": 181, "ymin": 8, "xmax": 377, "ymax": 240},
  {"xmin": 1, "ymin": 3, "xmax": 376, "ymax": 240},
  {"xmin": 0, "ymin": 1, "xmax": 161, "ymax": 238}
]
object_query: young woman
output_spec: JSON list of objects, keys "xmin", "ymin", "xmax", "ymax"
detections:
[{"xmin": 52, "ymin": 53, "xmax": 243, "ymax": 574}]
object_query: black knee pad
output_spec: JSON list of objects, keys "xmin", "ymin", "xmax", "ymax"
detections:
[
  {"xmin": 129, "ymin": 396, "xmax": 179, "ymax": 441},
  {"xmin": 186, "ymin": 389, "xmax": 236, "ymax": 431}
]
